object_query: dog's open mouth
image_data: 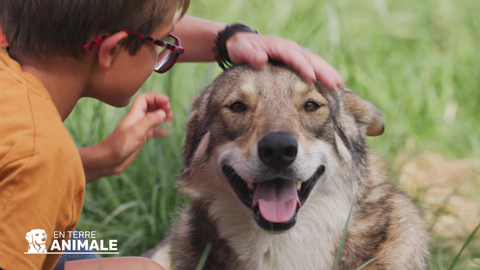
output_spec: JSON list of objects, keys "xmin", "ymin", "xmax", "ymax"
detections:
[{"xmin": 222, "ymin": 164, "xmax": 325, "ymax": 231}]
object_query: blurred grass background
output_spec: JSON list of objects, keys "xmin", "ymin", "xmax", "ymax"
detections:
[{"xmin": 65, "ymin": 0, "xmax": 480, "ymax": 268}]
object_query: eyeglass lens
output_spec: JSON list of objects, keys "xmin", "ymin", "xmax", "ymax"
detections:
[{"xmin": 155, "ymin": 36, "xmax": 177, "ymax": 72}]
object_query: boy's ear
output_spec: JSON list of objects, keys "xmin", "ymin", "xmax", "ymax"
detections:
[{"xmin": 97, "ymin": 31, "xmax": 129, "ymax": 70}]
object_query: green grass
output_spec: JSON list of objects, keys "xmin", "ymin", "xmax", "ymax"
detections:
[{"xmin": 65, "ymin": 0, "xmax": 480, "ymax": 268}]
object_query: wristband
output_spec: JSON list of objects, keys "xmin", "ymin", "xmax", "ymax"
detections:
[{"xmin": 212, "ymin": 23, "xmax": 259, "ymax": 70}]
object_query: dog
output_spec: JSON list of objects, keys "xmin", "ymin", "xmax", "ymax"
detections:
[
  {"xmin": 26, "ymin": 229, "xmax": 48, "ymax": 253},
  {"xmin": 145, "ymin": 64, "xmax": 430, "ymax": 269}
]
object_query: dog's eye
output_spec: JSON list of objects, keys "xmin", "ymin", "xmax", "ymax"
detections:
[
  {"xmin": 304, "ymin": 101, "xmax": 321, "ymax": 112},
  {"xmin": 36, "ymin": 234, "xmax": 39, "ymax": 236},
  {"xmin": 229, "ymin": 101, "xmax": 247, "ymax": 113}
]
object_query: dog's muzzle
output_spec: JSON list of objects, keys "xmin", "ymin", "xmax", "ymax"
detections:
[{"xmin": 222, "ymin": 164, "xmax": 325, "ymax": 232}]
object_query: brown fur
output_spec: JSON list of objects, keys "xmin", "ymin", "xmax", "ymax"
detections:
[{"xmin": 338, "ymin": 156, "xmax": 429, "ymax": 269}]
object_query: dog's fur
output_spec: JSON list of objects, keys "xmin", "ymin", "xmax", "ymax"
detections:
[
  {"xmin": 145, "ymin": 64, "xmax": 430, "ymax": 269},
  {"xmin": 26, "ymin": 229, "xmax": 48, "ymax": 253}
]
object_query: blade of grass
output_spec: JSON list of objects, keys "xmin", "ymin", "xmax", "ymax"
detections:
[
  {"xmin": 333, "ymin": 194, "xmax": 357, "ymax": 270},
  {"xmin": 448, "ymin": 222, "xmax": 480, "ymax": 270},
  {"xmin": 438, "ymin": 247, "xmax": 445, "ymax": 270},
  {"xmin": 195, "ymin": 242, "xmax": 213, "ymax": 270},
  {"xmin": 101, "ymin": 201, "xmax": 142, "ymax": 227},
  {"xmin": 356, "ymin": 253, "xmax": 396, "ymax": 270}
]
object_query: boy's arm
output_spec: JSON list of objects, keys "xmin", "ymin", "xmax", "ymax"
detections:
[
  {"xmin": 79, "ymin": 93, "xmax": 172, "ymax": 182},
  {"xmin": 172, "ymin": 15, "xmax": 344, "ymax": 90},
  {"xmin": 0, "ymin": 159, "xmax": 48, "ymax": 270},
  {"xmin": 0, "ymin": 150, "xmax": 83, "ymax": 269},
  {"xmin": 171, "ymin": 15, "xmax": 224, "ymax": 63},
  {"xmin": 79, "ymin": 144, "xmax": 114, "ymax": 183}
]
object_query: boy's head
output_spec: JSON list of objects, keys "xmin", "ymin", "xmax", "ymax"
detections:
[
  {"xmin": 0, "ymin": 0, "xmax": 189, "ymax": 107},
  {"xmin": 0, "ymin": 0, "xmax": 189, "ymax": 58}
]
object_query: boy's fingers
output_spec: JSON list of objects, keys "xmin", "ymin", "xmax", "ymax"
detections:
[
  {"xmin": 127, "ymin": 93, "xmax": 172, "ymax": 123},
  {"xmin": 263, "ymin": 38, "xmax": 316, "ymax": 83},
  {"xmin": 133, "ymin": 110, "xmax": 166, "ymax": 139},
  {"xmin": 112, "ymin": 147, "xmax": 142, "ymax": 175},
  {"xmin": 166, "ymin": 111, "xmax": 174, "ymax": 121},
  {"xmin": 308, "ymin": 57, "xmax": 336, "ymax": 90},
  {"xmin": 309, "ymin": 55, "xmax": 344, "ymax": 90},
  {"xmin": 290, "ymin": 50, "xmax": 317, "ymax": 83},
  {"xmin": 162, "ymin": 103, "xmax": 174, "ymax": 121},
  {"xmin": 146, "ymin": 128, "xmax": 168, "ymax": 139},
  {"xmin": 144, "ymin": 94, "xmax": 171, "ymax": 113},
  {"xmin": 248, "ymin": 49, "xmax": 268, "ymax": 69},
  {"xmin": 131, "ymin": 93, "xmax": 170, "ymax": 113},
  {"xmin": 156, "ymin": 128, "xmax": 168, "ymax": 137},
  {"xmin": 228, "ymin": 33, "xmax": 344, "ymax": 89}
]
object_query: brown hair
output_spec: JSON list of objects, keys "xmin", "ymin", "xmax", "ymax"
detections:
[{"xmin": 0, "ymin": 0, "xmax": 189, "ymax": 58}]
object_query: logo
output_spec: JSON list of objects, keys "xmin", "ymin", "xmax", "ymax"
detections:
[
  {"xmin": 25, "ymin": 230, "xmax": 119, "ymax": 255},
  {"xmin": 25, "ymin": 229, "xmax": 48, "ymax": 254}
]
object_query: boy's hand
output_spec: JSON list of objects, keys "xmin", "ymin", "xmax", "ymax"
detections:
[
  {"xmin": 79, "ymin": 93, "xmax": 173, "ymax": 182},
  {"xmin": 226, "ymin": 32, "xmax": 344, "ymax": 90}
]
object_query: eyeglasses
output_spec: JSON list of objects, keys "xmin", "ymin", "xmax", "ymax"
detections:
[{"xmin": 83, "ymin": 29, "xmax": 185, "ymax": 73}]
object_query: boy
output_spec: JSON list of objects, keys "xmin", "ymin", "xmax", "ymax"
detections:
[{"xmin": 0, "ymin": 0, "xmax": 343, "ymax": 269}]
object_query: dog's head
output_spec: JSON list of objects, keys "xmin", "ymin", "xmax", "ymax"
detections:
[
  {"xmin": 179, "ymin": 64, "xmax": 383, "ymax": 232},
  {"xmin": 26, "ymin": 229, "xmax": 47, "ymax": 245}
]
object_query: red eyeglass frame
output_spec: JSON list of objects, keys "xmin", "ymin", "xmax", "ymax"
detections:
[
  {"xmin": 83, "ymin": 29, "xmax": 185, "ymax": 73},
  {"xmin": 0, "ymin": 26, "xmax": 7, "ymax": 45}
]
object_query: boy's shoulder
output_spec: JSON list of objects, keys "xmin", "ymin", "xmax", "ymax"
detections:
[{"xmin": 0, "ymin": 46, "xmax": 79, "ymax": 167}]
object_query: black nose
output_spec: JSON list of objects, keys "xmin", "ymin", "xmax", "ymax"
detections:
[{"xmin": 258, "ymin": 132, "xmax": 298, "ymax": 170}]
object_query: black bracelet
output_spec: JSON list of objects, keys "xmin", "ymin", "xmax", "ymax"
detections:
[{"xmin": 213, "ymin": 23, "xmax": 259, "ymax": 70}]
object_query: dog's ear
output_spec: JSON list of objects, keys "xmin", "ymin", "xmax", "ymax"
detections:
[
  {"xmin": 25, "ymin": 232, "xmax": 33, "ymax": 243},
  {"xmin": 341, "ymin": 89, "xmax": 384, "ymax": 136},
  {"xmin": 179, "ymin": 86, "xmax": 215, "ymax": 180}
]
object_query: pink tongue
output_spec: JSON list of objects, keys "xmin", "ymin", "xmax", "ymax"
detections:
[{"xmin": 253, "ymin": 180, "xmax": 301, "ymax": 223}]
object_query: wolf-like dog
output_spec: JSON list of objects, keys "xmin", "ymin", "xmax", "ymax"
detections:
[{"xmin": 145, "ymin": 64, "xmax": 430, "ymax": 269}]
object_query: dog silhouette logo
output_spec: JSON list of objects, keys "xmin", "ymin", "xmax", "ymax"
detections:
[{"xmin": 25, "ymin": 229, "xmax": 48, "ymax": 253}]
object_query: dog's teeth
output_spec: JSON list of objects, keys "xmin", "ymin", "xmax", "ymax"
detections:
[
  {"xmin": 296, "ymin": 181, "xmax": 302, "ymax": 190},
  {"xmin": 247, "ymin": 182, "xmax": 256, "ymax": 191}
]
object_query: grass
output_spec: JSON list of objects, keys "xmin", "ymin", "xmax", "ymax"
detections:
[
  {"xmin": 448, "ymin": 223, "xmax": 480, "ymax": 270},
  {"xmin": 65, "ymin": 0, "xmax": 480, "ymax": 268}
]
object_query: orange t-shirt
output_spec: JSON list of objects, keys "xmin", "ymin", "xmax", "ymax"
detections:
[{"xmin": 0, "ymin": 45, "xmax": 85, "ymax": 270}]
